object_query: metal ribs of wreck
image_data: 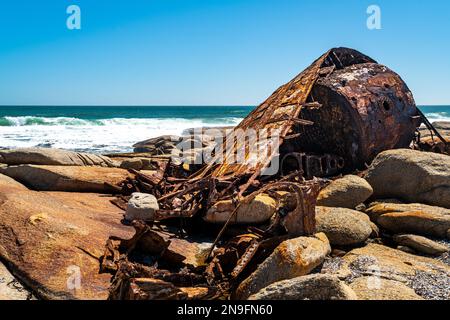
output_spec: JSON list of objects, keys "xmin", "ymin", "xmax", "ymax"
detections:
[{"xmin": 103, "ymin": 47, "xmax": 426, "ymax": 300}]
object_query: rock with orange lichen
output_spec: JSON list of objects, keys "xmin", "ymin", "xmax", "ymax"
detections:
[
  {"xmin": 365, "ymin": 201, "xmax": 450, "ymax": 238},
  {"xmin": 0, "ymin": 177, "xmax": 133, "ymax": 300},
  {"xmin": 234, "ymin": 233, "xmax": 331, "ymax": 299}
]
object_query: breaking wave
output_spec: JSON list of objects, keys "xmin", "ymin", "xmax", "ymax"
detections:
[
  {"xmin": 424, "ymin": 112, "xmax": 450, "ymax": 122},
  {"xmin": 0, "ymin": 116, "xmax": 241, "ymax": 127},
  {"xmin": 0, "ymin": 116, "xmax": 243, "ymax": 154}
]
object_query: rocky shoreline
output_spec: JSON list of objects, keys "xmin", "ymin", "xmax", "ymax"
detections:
[{"xmin": 0, "ymin": 121, "xmax": 449, "ymax": 301}]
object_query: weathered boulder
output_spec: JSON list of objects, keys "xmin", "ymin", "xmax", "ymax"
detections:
[
  {"xmin": 349, "ymin": 277, "xmax": 423, "ymax": 300},
  {"xmin": 0, "ymin": 182, "xmax": 133, "ymax": 299},
  {"xmin": 317, "ymin": 175, "xmax": 373, "ymax": 209},
  {"xmin": 325, "ymin": 243, "xmax": 450, "ymax": 300},
  {"xmin": 203, "ymin": 194, "xmax": 277, "ymax": 224},
  {"xmin": 0, "ymin": 261, "xmax": 34, "ymax": 300},
  {"xmin": 248, "ymin": 274, "xmax": 357, "ymax": 300},
  {"xmin": 125, "ymin": 193, "xmax": 160, "ymax": 222},
  {"xmin": 0, "ymin": 165, "xmax": 133, "ymax": 193},
  {"xmin": 393, "ymin": 234, "xmax": 449, "ymax": 256},
  {"xmin": 365, "ymin": 201, "xmax": 450, "ymax": 238},
  {"xmin": 315, "ymin": 206, "xmax": 373, "ymax": 246},
  {"xmin": 0, "ymin": 148, "xmax": 118, "ymax": 167},
  {"xmin": 364, "ymin": 149, "xmax": 450, "ymax": 208},
  {"xmin": 235, "ymin": 233, "xmax": 331, "ymax": 299}
]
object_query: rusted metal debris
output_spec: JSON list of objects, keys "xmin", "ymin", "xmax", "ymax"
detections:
[
  {"xmin": 413, "ymin": 109, "xmax": 449, "ymax": 155},
  {"xmin": 101, "ymin": 47, "xmax": 437, "ymax": 300}
]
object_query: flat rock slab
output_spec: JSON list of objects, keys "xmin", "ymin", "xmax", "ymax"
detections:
[
  {"xmin": 0, "ymin": 148, "xmax": 118, "ymax": 167},
  {"xmin": 393, "ymin": 234, "xmax": 449, "ymax": 256},
  {"xmin": 0, "ymin": 180, "xmax": 133, "ymax": 300},
  {"xmin": 0, "ymin": 165, "xmax": 134, "ymax": 193},
  {"xmin": 366, "ymin": 202, "xmax": 450, "ymax": 239}
]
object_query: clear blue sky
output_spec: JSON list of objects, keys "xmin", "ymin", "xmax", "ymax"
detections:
[{"xmin": 0, "ymin": 0, "xmax": 449, "ymax": 106}]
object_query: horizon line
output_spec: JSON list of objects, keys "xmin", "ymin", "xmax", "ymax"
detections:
[{"xmin": 0, "ymin": 104, "xmax": 448, "ymax": 108}]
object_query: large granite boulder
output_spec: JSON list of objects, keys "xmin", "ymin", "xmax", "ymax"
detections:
[
  {"xmin": 315, "ymin": 206, "xmax": 373, "ymax": 246},
  {"xmin": 364, "ymin": 149, "xmax": 450, "ymax": 208},
  {"xmin": 0, "ymin": 177, "xmax": 133, "ymax": 299},
  {"xmin": 0, "ymin": 148, "xmax": 118, "ymax": 167},
  {"xmin": 317, "ymin": 175, "xmax": 373, "ymax": 209},
  {"xmin": 235, "ymin": 233, "xmax": 331, "ymax": 299},
  {"xmin": 0, "ymin": 165, "xmax": 133, "ymax": 193}
]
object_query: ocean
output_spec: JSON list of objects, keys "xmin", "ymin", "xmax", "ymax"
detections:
[{"xmin": 0, "ymin": 105, "xmax": 448, "ymax": 154}]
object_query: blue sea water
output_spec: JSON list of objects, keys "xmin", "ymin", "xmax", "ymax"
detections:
[
  {"xmin": 0, "ymin": 105, "xmax": 448, "ymax": 154},
  {"xmin": 0, "ymin": 106, "xmax": 253, "ymax": 153}
]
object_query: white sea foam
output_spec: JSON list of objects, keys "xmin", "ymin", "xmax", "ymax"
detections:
[
  {"xmin": 0, "ymin": 110, "xmax": 447, "ymax": 154},
  {"xmin": 423, "ymin": 112, "xmax": 450, "ymax": 122},
  {"xmin": 0, "ymin": 117, "xmax": 243, "ymax": 153}
]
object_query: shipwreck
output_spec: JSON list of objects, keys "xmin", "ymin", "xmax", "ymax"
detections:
[{"xmin": 100, "ymin": 47, "xmax": 446, "ymax": 300}]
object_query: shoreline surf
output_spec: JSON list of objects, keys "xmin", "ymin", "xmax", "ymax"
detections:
[{"xmin": 0, "ymin": 105, "xmax": 448, "ymax": 154}]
